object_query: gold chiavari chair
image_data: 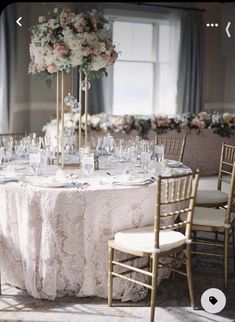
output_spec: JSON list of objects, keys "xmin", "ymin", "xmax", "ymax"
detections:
[
  {"xmin": 154, "ymin": 135, "xmax": 186, "ymax": 162},
  {"xmin": 196, "ymin": 143, "xmax": 235, "ymax": 208},
  {"xmin": 108, "ymin": 171, "xmax": 200, "ymax": 322},
  {"xmin": 181, "ymin": 161, "xmax": 235, "ymax": 289}
]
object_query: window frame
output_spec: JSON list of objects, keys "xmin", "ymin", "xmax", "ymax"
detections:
[{"xmin": 103, "ymin": 11, "xmax": 172, "ymax": 116}]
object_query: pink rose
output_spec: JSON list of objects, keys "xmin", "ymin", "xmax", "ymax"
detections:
[
  {"xmin": 92, "ymin": 47, "xmax": 101, "ymax": 55},
  {"xmin": 105, "ymin": 49, "xmax": 118, "ymax": 66},
  {"xmin": 192, "ymin": 118, "xmax": 205, "ymax": 129},
  {"xmin": 47, "ymin": 64, "xmax": 58, "ymax": 73},
  {"xmin": 53, "ymin": 43, "xmax": 69, "ymax": 56},
  {"xmin": 101, "ymin": 52, "xmax": 110, "ymax": 61},
  {"xmin": 198, "ymin": 112, "xmax": 210, "ymax": 121},
  {"xmin": 37, "ymin": 60, "xmax": 46, "ymax": 72}
]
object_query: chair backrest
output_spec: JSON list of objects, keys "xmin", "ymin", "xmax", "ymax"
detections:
[
  {"xmin": 224, "ymin": 161, "xmax": 235, "ymax": 225},
  {"xmin": 154, "ymin": 171, "xmax": 200, "ymax": 251},
  {"xmin": 217, "ymin": 143, "xmax": 235, "ymax": 191},
  {"xmin": 154, "ymin": 136, "xmax": 186, "ymax": 162}
]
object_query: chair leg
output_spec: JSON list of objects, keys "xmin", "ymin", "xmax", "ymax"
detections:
[
  {"xmin": 224, "ymin": 229, "xmax": 229, "ymax": 289},
  {"xmin": 232, "ymin": 225, "xmax": 235, "ymax": 272},
  {"xmin": 172, "ymin": 253, "xmax": 176, "ymax": 280},
  {"xmin": 108, "ymin": 246, "xmax": 114, "ymax": 307},
  {"xmin": 150, "ymin": 254, "xmax": 158, "ymax": 322},
  {"xmin": 192, "ymin": 231, "xmax": 197, "ymax": 254},
  {"xmin": 185, "ymin": 245, "xmax": 195, "ymax": 309}
]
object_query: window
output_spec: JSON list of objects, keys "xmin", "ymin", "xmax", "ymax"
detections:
[{"xmin": 111, "ymin": 14, "xmax": 180, "ymax": 116}]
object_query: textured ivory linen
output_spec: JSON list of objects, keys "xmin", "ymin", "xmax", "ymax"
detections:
[{"xmin": 0, "ymin": 170, "xmax": 185, "ymax": 301}]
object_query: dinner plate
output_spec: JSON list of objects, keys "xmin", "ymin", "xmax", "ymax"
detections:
[
  {"xmin": 30, "ymin": 181, "xmax": 69, "ymax": 188},
  {"xmin": 166, "ymin": 160, "xmax": 183, "ymax": 168},
  {"xmin": 113, "ymin": 175, "xmax": 151, "ymax": 186},
  {"xmin": 29, "ymin": 177, "xmax": 74, "ymax": 188}
]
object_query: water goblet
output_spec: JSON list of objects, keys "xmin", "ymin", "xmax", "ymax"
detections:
[
  {"xmin": 154, "ymin": 145, "xmax": 165, "ymax": 162},
  {"xmin": 29, "ymin": 152, "xmax": 41, "ymax": 175},
  {"xmin": 140, "ymin": 151, "xmax": 152, "ymax": 173},
  {"xmin": 0, "ymin": 147, "xmax": 4, "ymax": 166},
  {"xmin": 82, "ymin": 153, "xmax": 94, "ymax": 176}
]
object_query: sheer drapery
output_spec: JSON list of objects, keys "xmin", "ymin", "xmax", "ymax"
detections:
[
  {"xmin": 155, "ymin": 10, "xmax": 181, "ymax": 116},
  {"xmin": 0, "ymin": 4, "xmax": 16, "ymax": 133},
  {"xmin": 176, "ymin": 10, "xmax": 203, "ymax": 114}
]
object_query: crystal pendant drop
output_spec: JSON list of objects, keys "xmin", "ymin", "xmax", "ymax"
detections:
[
  {"xmin": 81, "ymin": 81, "xmax": 91, "ymax": 91},
  {"xmin": 64, "ymin": 93, "xmax": 75, "ymax": 106},
  {"xmin": 70, "ymin": 99, "xmax": 81, "ymax": 113}
]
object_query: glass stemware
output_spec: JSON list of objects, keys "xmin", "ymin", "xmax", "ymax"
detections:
[
  {"xmin": 82, "ymin": 153, "xmax": 94, "ymax": 176},
  {"xmin": 154, "ymin": 145, "xmax": 165, "ymax": 162},
  {"xmin": 29, "ymin": 152, "xmax": 41, "ymax": 175},
  {"xmin": 0, "ymin": 147, "xmax": 4, "ymax": 166},
  {"xmin": 140, "ymin": 151, "xmax": 152, "ymax": 173}
]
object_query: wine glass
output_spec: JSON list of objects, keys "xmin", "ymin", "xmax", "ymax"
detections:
[
  {"xmin": 0, "ymin": 147, "xmax": 4, "ymax": 167},
  {"xmin": 29, "ymin": 152, "xmax": 41, "ymax": 175},
  {"xmin": 4, "ymin": 140, "xmax": 13, "ymax": 163},
  {"xmin": 154, "ymin": 145, "xmax": 165, "ymax": 162},
  {"xmin": 140, "ymin": 151, "xmax": 152, "ymax": 173},
  {"xmin": 82, "ymin": 153, "xmax": 94, "ymax": 176}
]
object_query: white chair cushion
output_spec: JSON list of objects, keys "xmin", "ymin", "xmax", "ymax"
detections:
[
  {"xmin": 196, "ymin": 190, "xmax": 227, "ymax": 205},
  {"xmin": 181, "ymin": 207, "xmax": 225, "ymax": 227},
  {"xmin": 114, "ymin": 226, "xmax": 187, "ymax": 253}
]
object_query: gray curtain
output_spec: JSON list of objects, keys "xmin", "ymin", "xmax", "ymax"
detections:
[
  {"xmin": 177, "ymin": 10, "xmax": 203, "ymax": 114},
  {"xmin": 0, "ymin": 4, "xmax": 16, "ymax": 133}
]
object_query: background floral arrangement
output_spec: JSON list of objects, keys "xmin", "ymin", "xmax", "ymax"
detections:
[
  {"xmin": 43, "ymin": 111, "xmax": 235, "ymax": 138},
  {"xmin": 28, "ymin": 8, "xmax": 118, "ymax": 85}
]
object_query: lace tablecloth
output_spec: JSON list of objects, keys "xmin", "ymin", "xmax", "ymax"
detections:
[{"xmin": 0, "ymin": 165, "xmax": 186, "ymax": 301}]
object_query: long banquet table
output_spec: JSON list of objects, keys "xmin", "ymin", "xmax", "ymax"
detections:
[{"xmin": 0, "ymin": 160, "xmax": 190, "ymax": 301}]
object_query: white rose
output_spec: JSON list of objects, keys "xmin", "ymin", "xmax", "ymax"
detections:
[
  {"xmin": 90, "ymin": 115, "xmax": 101, "ymax": 127},
  {"xmin": 96, "ymin": 29, "xmax": 112, "ymax": 41},
  {"xmin": 70, "ymin": 50, "xmax": 83, "ymax": 67},
  {"xmin": 91, "ymin": 56, "xmax": 106, "ymax": 71},
  {"xmin": 223, "ymin": 112, "xmax": 232, "ymax": 123},
  {"xmin": 38, "ymin": 16, "xmax": 46, "ymax": 23}
]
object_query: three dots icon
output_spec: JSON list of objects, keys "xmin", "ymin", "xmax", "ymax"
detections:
[{"xmin": 206, "ymin": 23, "xmax": 219, "ymax": 27}]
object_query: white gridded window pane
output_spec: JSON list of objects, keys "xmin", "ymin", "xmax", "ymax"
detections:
[
  {"xmin": 113, "ymin": 61, "xmax": 153, "ymax": 115},
  {"xmin": 158, "ymin": 25, "xmax": 170, "ymax": 63},
  {"xmin": 157, "ymin": 63, "xmax": 176, "ymax": 115},
  {"xmin": 113, "ymin": 21, "xmax": 153, "ymax": 61}
]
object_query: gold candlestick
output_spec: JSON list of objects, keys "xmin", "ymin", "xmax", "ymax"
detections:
[
  {"xmin": 56, "ymin": 71, "xmax": 59, "ymax": 164},
  {"xmin": 79, "ymin": 72, "xmax": 83, "ymax": 147},
  {"xmin": 61, "ymin": 71, "xmax": 65, "ymax": 168},
  {"xmin": 84, "ymin": 74, "xmax": 88, "ymax": 146}
]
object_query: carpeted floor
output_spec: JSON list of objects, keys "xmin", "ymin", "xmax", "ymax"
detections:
[{"xmin": 0, "ymin": 236, "xmax": 234, "ymax": 322}]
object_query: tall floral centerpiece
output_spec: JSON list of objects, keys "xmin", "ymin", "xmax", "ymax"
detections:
[{"xmin": 29, "ymin": 7, "xmax": 118, "ymax": 167}]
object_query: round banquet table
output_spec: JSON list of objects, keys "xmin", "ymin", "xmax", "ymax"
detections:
[{"xmin": 0, "ymin": 160, "xmax": 191, "ymax": 301}]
